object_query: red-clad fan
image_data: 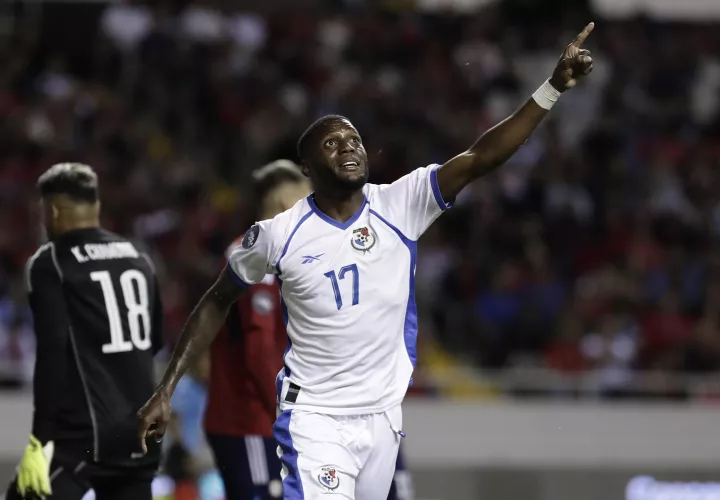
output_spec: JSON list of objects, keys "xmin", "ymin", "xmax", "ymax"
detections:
[{"xmin": 204, "ymin": 160, "xmax": 311, "ymax": 500}]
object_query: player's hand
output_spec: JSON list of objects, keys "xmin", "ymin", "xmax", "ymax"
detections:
[
  {"xmin": 17, "ymin": 435, "xmax": 54, "ymax": 499},
  {"xmin": 137, "ymin": 388, "xmax": 172, "ymax": 454},
  {"xmin": 549, "ymin": 22, "xmax": 595, "ymax": 92}
]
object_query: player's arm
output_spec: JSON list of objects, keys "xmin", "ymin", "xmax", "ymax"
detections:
[
  {"xmin": 28, "ymin": 251, "xmax": 69, "ymax": 446},
  {"xmin": 138, "ymin": 222, "xmax": 275, "ymax": 453},
  {"xmin": 19, "ymin": 248, "xmax": 68, "ymax": 497},
  {"xmin": 137, "ymin": 267, "xmax": 246, "ymax": 451},
  {"xmin": 436, "ymin": 23, "xmax": 594, "ymax": 202}
]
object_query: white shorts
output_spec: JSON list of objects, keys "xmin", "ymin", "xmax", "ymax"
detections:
[{"xmin": 273, "ymin": 405, "xmax": 403, "ymax": 500}]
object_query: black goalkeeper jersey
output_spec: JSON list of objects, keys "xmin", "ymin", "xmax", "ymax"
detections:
[{"xmin": 26, "ymin": 227, "xmax": 163, "ymax": 468}]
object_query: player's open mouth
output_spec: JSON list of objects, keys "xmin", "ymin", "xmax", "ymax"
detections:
[{"xmin": 340, "ymin": 161, "xmax": 360, "ymax": 171}]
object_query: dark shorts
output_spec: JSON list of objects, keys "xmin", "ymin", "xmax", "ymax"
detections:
[
  {"xmin": 206, "ymin": 433, "xmax": 282, "ymax": 500},
  {"xmin": 6, "ymin": 455, "xmax": 155, "ymax": 500}
]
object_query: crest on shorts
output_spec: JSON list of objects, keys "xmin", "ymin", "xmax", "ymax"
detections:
[
  {"xmin": 351, "ymin": 227, "xmax": 376, "ymax": 253},
  {"xmin": 318, "ymin": 466, "xmax": 340, "ymax": 490}
]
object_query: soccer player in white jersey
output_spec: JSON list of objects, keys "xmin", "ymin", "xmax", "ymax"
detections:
[{"xmin": 138, "ymin": 24, "xmax": 594, "ymax": 500}]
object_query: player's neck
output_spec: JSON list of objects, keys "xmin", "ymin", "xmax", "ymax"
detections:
[
  {"xmin": 312, "ymin": 189, "xmax": 365, "ymax": 224},
  {"xmin": 55, "ymin": 216, "xmax": 100, "ymax": 236},
  {"xmin": 51, "ymin": 199, "xmax": 101, "ymax": 237}
]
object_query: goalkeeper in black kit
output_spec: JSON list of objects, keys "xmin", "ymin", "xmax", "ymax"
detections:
[{"xmin": 7, "ymin": 163, "xmax": 164, "ymax": 500}]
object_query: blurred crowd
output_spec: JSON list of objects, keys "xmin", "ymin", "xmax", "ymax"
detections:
[{"xmin": 2, "ymin": 1, "xmax": 720, "ymax": 400}]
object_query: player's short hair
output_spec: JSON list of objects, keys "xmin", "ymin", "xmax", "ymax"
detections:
[
  {"xmin": 252, "ymin": 159, "xmax": 305, "ymax": 201},
  {"xmin": 296, "ymin": 114, "xmax": 350, "ymax": 162},
  {"xmin": 37, "ymin": 163, "xmax": 98, "ymax": 203}
]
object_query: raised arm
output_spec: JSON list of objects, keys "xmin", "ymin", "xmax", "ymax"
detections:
[
  {"xmin": 436, "ymin": 22, "xmax": 595, "ymax": 202},
  {"xmin": 137, "ymin": 267, "xmax": 246, "ymax": 452}
]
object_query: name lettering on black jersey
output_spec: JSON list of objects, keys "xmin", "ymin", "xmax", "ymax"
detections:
[{"xmin": 71, "ymin": 242, "xmax": 139, "ymax": 263}]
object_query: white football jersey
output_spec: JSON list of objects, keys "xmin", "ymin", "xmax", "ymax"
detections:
[{"xmin": 227, "ymin": 164, "xmax": 452, "ymax": 414}]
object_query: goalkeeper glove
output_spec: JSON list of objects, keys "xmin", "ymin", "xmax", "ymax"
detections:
[{"xmin": 17, "ymin": 435, "xmax": 54, "ymax": 499}]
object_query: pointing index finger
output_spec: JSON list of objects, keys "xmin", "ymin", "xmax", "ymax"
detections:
[{"xmin": 572, "ymin": 22, "xmax": 595, "ymax": 48}]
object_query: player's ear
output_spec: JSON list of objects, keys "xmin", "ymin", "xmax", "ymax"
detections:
[
  {"xmin": 300, "ymin": 161, "xmax": 310, "ymax": 178},
  {"xmin": 51, "ymin": 202, "xmax": 60, "ymax": 221}
]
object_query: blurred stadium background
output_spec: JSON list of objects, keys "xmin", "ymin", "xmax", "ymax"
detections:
[{"xmin": 2, "ymin": 0, "xmax": 720, "ymax": 498}]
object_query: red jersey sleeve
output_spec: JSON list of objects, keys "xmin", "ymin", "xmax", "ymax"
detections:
[
  {"xmin": 242, "ymin": 281, "xmax": 285, "ymax": 416},
  {"xmin": 205, "ymin": 237, "xmax": 286, "ymax": 437}
]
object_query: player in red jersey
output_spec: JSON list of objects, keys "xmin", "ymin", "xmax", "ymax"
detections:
[{"xmin": 204, "ymin": 160, "xmax": 311, "ymax": 500}]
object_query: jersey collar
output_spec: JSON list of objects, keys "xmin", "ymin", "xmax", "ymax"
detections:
[{"xmin": 307, "ymin": 194, "xmax": 368, "ymax": 230}]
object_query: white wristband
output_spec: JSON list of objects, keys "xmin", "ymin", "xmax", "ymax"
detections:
[{"xmin": 532, "ymin": 79, "xmax": 562, "ymax": 110}]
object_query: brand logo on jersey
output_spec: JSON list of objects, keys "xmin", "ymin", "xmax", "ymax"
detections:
[
  {"xmin": 301, "ymin": 253, "xmax": 324, "ymax": 264},
  {"xmin": 351, "ymin": 227, "xmax": 376, "ymax": 253},
  {"xmin": 242, "ymin": 224, "xmax": 260, "ymax": 249},
  {"xmin": 318, "ymin": 467, "xmax": 340, "ymax": 490}
]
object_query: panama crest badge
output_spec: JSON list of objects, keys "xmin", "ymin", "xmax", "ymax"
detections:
[
  {"xmin": 351, "ymin": 226, "xmax": 376, "ymax": 253},
  {"xmin": 318, "ymin": 467, "xmax": 340, "ymax": 490}
]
